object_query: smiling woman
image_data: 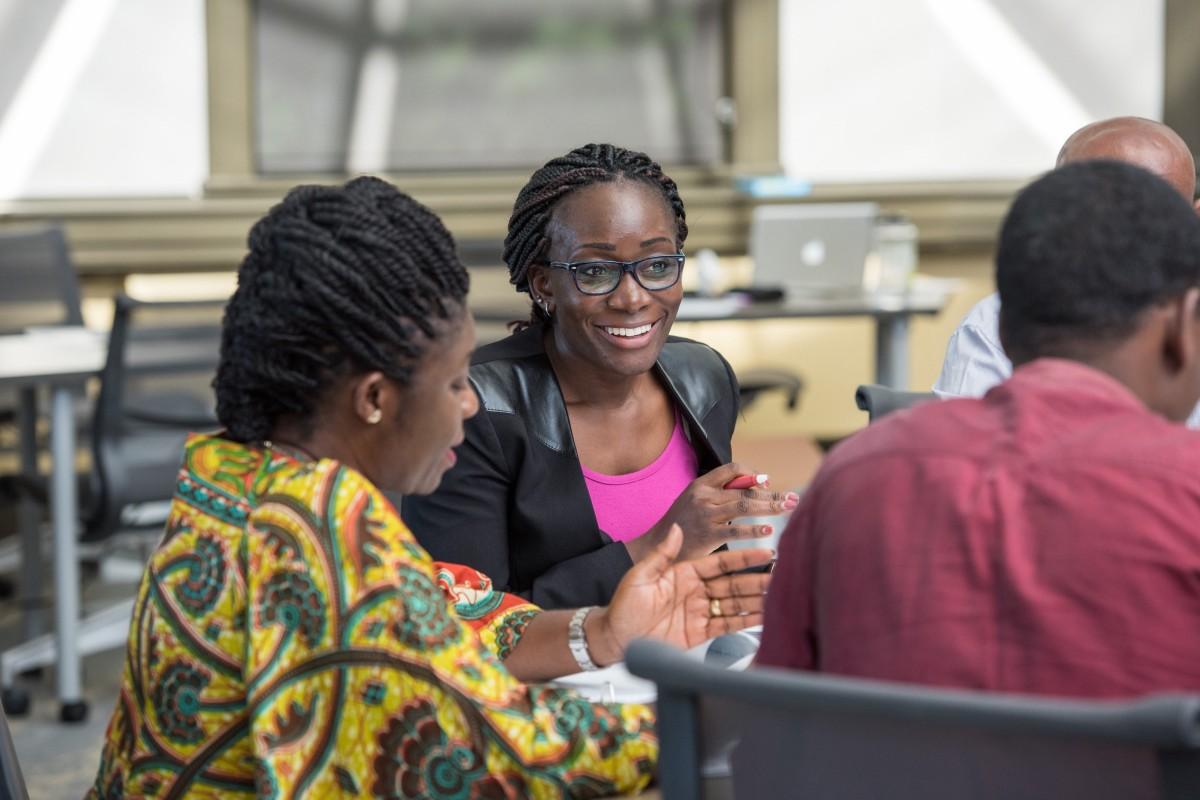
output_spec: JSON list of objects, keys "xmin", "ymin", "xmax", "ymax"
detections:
[{"xmin": 405, "ymin": 143, "xmax": 800, "ymax": 609}]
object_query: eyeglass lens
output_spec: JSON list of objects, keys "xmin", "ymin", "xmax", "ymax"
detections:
[{"xmin": 575, "ymin": 256, "xmax": 681, "ymax": 294}]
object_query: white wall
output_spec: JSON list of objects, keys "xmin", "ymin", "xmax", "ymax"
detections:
[
  {"xmin": 0, "ymin": 0, "xmax": 207, "ymax": 199},
  {"xmin": 779, "ymin": 0, "xmax": 1164, "ymax": 182}
]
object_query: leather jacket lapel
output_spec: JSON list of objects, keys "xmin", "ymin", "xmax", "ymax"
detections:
[{"xmin": 471, "ymin": 323, "xmax": 726, "ymax": 462}]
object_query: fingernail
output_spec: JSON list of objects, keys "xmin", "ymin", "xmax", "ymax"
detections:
[
  {"xmin": 755, "ymin": 474, "xmax": 769, "ymax": 485},
  {"xmin": 760, "ymin": 525, "xmax": 774, "ymax": 536},
  {"xmin": 785, "ymin": 492, "xmax": 800, "ymax": 502}
]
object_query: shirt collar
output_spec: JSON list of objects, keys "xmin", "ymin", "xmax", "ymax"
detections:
[{"xmin": 1000, "ymin": 357, "xmax": 1150, "ymax": 414}]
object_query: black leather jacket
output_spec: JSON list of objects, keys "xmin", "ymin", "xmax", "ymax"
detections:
[{"xmin": 403, "ymin": 323, "xmax": 739, "ymax": 608}]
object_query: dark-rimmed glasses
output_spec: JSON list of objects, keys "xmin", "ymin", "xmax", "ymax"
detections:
[{"xmin": 547, "ymin": 254, "xmax": 685, "ymax": 295}]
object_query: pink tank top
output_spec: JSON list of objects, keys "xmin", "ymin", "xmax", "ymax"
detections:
[{"xmin": 581, "ymin": 413, "xmax": 700, "ymax": 543}]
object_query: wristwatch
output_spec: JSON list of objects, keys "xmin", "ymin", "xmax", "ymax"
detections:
[{"xmin": 568, "ymin": 606, "xmax": 600, "ymax": 672}]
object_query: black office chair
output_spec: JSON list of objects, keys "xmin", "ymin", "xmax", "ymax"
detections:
[
  {"xmin": 855, "ymin": 383, "xmax": 935, "ymax": 423},
  {"xmin": 627, "ymin": 639, "xmax": 1200, "ymax": 800},
  {"xmin": 0, "ymin": 226, "xmax": 83, "ymax": 335},
  {"xmin": 1, "ymin": 295, "xmax": 224, "ymax": 718},
  {"xmin": 736, "ymin": 369, "xmax": 804, "ymax": 412},
  {"xmin": 83, "ymin": 294, "xmax": 224, "ymax": 542},
  {"xmin": 0, "ymin": 706, "xmax": 28, "ymax": 800}
]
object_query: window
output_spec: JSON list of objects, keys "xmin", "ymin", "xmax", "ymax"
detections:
[
  {"xmin": 253, "ymin": 0, "xmax": 726, "ymax": 173},
  {"xmin": 780, "ymin": 0, "xmax": 1164, "ymax": 182}
]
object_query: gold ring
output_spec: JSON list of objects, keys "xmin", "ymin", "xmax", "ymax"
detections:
[{"xmin": 709, "ymin": 597, "xmax": 722, "ymax": 618}]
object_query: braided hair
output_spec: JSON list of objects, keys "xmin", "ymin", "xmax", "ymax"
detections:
[
  {"xmin": 503, "ymin": 143, "xmax": 688, "ymax": 325},
  {"xmin": 214, "ymin": 176, "xmax": 469, "ymax": 443}
]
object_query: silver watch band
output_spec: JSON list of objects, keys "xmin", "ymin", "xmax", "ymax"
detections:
[{"xmin": 568, "ymin": 606, "xmax": 600, "ymax": 672}]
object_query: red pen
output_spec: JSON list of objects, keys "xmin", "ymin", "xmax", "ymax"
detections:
[{"xmin": 723, "ymin": 473, "xmax": 768, "ymax": 490}]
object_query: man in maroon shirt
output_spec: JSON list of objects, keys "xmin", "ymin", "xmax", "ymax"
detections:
[{"xmin": 758, "ymin": 160, "xmax": 1200, "ymax": 697}]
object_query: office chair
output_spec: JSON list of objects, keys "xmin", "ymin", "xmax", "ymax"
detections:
[
  {"xmin": 736, "ymin": 369, "xmax": 804, "ymax": 412},
  {"xmin": 83, "ymin": 295, "xmax": 223, "ymax": 542},
  {"xmin": 0, "ymin": 226, "xmax": 83, "ymax": 336},
  {"xmin": 854, "ymin": 383, "xmax": 935, "ymax": 423},
  {"xmin": 627, "ymin": 639, "xmax": 1200, "ymax": 800}
]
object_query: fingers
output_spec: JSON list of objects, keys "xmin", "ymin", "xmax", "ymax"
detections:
[
  {"xmin": 690, "ymin": 546, "xmax": 774, "ymax": 579},
  {"xmin": 702, "ymin": 462, "xmax": 759, "ymax": 487},
  {"xmin": 702, "ymin": 572, "xmax": 770, "ymax": 599},
  {"xmin": 706, "ymin": 591, "xmax": 766, "ymax": 616},
  {"xmin": 707, "ymin": 612, "xmax": 765, "ymax": 636},
  {"xmin": 724, "ymin": 523, "xmax": 776, "ymax": 542},
  {"xmin": 717, "ymin": 488, "xmax": 801, "ymax": 518},
  {"xmin": 658, "ymin": 523, "xmax": 683, "ymax": 559}
]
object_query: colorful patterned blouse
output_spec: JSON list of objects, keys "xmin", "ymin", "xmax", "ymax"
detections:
[{"xmin": 89, "ymin": 434, "xmax": 656, "ymax": 799}]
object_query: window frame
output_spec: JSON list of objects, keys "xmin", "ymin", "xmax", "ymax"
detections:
[{"xmin": 204, "ymin": 0, "xmax": 780, "ymax": 184}]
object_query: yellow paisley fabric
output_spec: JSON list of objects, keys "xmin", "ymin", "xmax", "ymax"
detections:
[{"xmin": 89, "ymin": 434, "xmax": 656, "ymax": 799}]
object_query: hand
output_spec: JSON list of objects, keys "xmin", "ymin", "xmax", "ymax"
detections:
[
  {"xmin": 590, "ymin": 525, "xmax": 773, "ymax": 663},
  {"xmin": 626, "ymin": 462, "xmax": 800, "ymax": 563}
]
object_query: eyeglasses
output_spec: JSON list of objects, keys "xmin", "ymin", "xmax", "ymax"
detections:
[{"xmin": 547, "ymin": 254, "xmax": 685, "ymax": 296}]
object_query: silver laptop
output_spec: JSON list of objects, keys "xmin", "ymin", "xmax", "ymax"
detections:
[{"xmin": 750, "ymin": 202, "xmax": 879, "ymax": 297}]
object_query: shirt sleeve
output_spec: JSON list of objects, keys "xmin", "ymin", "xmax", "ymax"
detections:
[
  {"xmin": 933, "ymin": 321, "xmax": 1013, "ymax": 399},
  {"xmin": 433, "ymin": 560, "xmax": 541, "ymax": 662},
  {"xmin": 242, "ymin": 463, "xmax": 656, "ymax": 799}
]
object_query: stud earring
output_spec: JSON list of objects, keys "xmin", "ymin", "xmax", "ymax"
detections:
[{"xmin": 366, "ymin": 408, "xmax": 382, "ymax": 424}]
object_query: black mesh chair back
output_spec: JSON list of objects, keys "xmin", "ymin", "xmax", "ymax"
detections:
[
  {"xmin": 855, "ymin": 383, "xmax": 935, "ymax": 423},
  {"xmin": 0, "ymin": 226, "xmax": 83, "ymax": 335},
  {"xmin": 0, "ymin": 706, "xmax": 28, "ymax": 800},
  {"xmin": 627, "ymin": 639, "xmax": 1200, "ymax": 800},
  {"xmin": 84, "ymin": 294, "xmax": 225, "ymax": 542}
]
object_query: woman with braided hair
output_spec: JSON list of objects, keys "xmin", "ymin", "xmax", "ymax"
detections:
[
  {"xmin": 89, "ymin": 176, "xmax": 771, "ymax": 798},
  {"xmin": 406, "ymin": 144, "xmax": 800, "ymax": 609}
]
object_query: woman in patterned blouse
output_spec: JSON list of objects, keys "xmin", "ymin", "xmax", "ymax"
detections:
[{"xmin": 89, "ymin": 177, "xmax": 772, "ymax": 799}]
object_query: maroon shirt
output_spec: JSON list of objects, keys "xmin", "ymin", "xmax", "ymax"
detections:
[{"xmin": 758, "ymin": 358, "xmax": 1200, "ymax": 698}]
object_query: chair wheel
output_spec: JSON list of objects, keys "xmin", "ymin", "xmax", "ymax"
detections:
[
  {"xmin": 59, "ymin": 700, "xmax": 88, "ymax": 723},
  {"xmin": 2, "ymin": 687, "xmax": 30, "ymax": 717}
]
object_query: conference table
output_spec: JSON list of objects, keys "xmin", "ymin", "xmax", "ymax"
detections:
[{"xmin": 472, "ymin": 285, "xmax": 954, "ymax": 389}]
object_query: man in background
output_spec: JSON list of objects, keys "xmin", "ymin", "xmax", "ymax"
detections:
[
  {"xmin": 934, "ymin": 116, "xmax": 1200, "ymax": 428},
  {"xmin": 758, "ymin": 161, "xmax": 1200, "ymax": 696}
]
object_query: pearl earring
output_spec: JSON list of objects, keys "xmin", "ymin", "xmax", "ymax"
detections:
[{"xmin": 367, "ymin": 408, "xmax": 382, "ymax": 424}]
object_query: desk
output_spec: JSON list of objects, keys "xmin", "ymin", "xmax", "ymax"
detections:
[
  {"xmin": 472, "ymin": 289, "xmax": 952, "ymax": 388},
  {"xmin": 0, "ymin": 328, "xmax": 104, "ymax": 721}
]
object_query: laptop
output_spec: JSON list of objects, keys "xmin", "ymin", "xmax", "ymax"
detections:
[{"xmin": 749, "ymin": 202, "xmax": 880, "ymax": 297}]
